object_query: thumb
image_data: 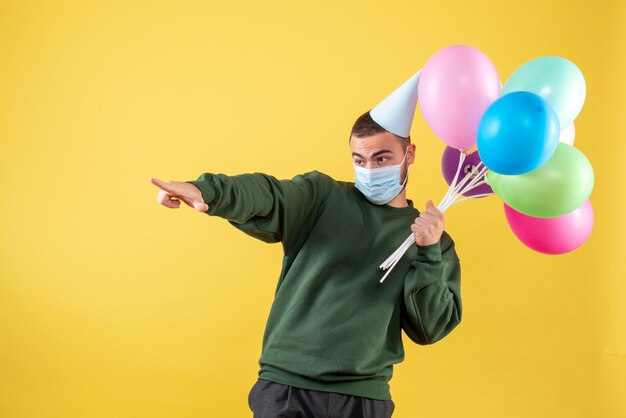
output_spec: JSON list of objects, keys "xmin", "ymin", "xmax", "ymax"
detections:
[
  {"xmin": 426, "ymin": 199, "xmax": 435, "ymax": 210},
  {"xmin": 194, "ymin": 201, "xmax": 210, "ymax": 212}
]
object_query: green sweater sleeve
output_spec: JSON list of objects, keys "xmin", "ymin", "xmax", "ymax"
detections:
[
  {"xmin": 185, "ymin": 170, "xmax": 330, "ymax": 251},
  {"xmin": 401, "ymin": 231, "xmax": 462, "ymax": 345}
]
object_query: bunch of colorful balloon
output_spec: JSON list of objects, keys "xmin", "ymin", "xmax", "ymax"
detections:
[
  {"xmin": 379, "ymin": 45, "xmax": 593, "ymax": 282},
  {"xmin": 477, "ymin": 55, "xmax": 593, "ymax": 255},
  {"xmin": 379, "ymin": 45, "xmax": 501, "ymax": 282}
]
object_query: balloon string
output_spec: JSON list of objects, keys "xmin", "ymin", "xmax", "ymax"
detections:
[
  {"xmin": 440, "ymin": 161, "xmax": 484, "ymax": 209},
  {"xmin": 439, "ymin": 152, "xmax": 466, "ymax": 208},
  {"xmin": 445, "ymin": 192, "xmax": 494, "ymax": 208},
  {"xmin": 381, "ymin": 155, "xmax": 469, "ymax": 280},
  {"xmin": 440, "ymin": 184, "xmax": 488, "ymax": 211},
  {"xmin": 440, "ymin": 166, "xmax": 489, "ymax": 211},
  {"xmin": 379, "ymin": 234, "xmax": 414, "ymax": 269},
  {"xmin": 443, "ymin": 164, "xmax": 487, "ymax": 206},
  {"xmin": 379, "ymin": 156, "xmax": 491, "ymax": 283},
  {"xmin": 381, "ymin": 165, "xmax": 454, "ymax": 281},
  {"xmin": 455, "ymin": 178, "xmax": 489, "ymax": 197},
  {"xmin": 379, "ymin": 239, "xmax": 413, "ymax": 282},
  {"xmin": 439, "ymin": 168, "xmax": 471, "ymax": 208},
  {"xmin": 458, "ymin": 165, "xmax": 488, "ymax": 195}
]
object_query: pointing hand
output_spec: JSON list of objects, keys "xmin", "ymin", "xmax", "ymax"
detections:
[{"xmin": 149, "ymin": 177, "xmax": 209, "ymax": 212}]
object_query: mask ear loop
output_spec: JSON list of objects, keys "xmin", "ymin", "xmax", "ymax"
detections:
[{"xmin": 398, "ymin": 147, "xmax": 410, "ymax": 186}]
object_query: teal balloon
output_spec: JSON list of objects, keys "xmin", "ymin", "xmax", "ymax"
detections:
[
  {"xmin": 502, "ymin": 56, "xmax": 586, "ymax": 128},
  {"xmin": 486, "ymin": 143, "xmax": 594, "ymax": 218}
]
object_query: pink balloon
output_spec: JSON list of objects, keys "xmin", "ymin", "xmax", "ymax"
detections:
[
  {"xmin": 504, "ymin": 200, "xmax": 594, "ymax": 255},
  {"xmin": 418, "ymin": 45, "xmax": 501, "ymax": 150}
]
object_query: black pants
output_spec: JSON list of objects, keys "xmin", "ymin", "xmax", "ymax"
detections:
[{"xmin": 247, "ymin": 379, "xmax": 395, "ymax": 418}]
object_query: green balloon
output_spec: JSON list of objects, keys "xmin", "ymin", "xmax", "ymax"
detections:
[{"xmin": 487, "ymin": 143, "xmax": 594, "ymax": 218}]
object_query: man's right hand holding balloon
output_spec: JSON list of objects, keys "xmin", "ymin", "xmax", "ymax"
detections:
[{"xmin": 149, "ymin": 177, "xmax": 209, "ymax": 212}]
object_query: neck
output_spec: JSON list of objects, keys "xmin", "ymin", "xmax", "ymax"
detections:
[{"xmin": 386, "ymin": 188, "xmax": 408, "ymax": 208}]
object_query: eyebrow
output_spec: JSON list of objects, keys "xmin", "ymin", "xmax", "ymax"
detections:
[{"xmin": 352, "ymin": 149, "xmax": 394, "ymax": 159}]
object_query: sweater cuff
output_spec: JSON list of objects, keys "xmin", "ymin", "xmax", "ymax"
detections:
[
  {"xmin": 186, "ymin": 176, "xmax": 216, "ymax": 206},
  {"xmin": 415, "ymin": 241, "xmax": 442, "ymax": 263}
]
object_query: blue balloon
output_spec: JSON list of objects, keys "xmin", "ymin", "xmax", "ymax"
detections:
[{"xmin": 477, "ymin": 91, "xmax": 560, "ymax": 175}]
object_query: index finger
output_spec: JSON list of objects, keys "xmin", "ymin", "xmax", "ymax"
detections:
[{"xmin": 149, "ymin": 177, "xmax": 177, "ymax": 193}]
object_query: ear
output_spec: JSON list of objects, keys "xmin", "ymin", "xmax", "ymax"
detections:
[{"xmin": 407, "ymin": 143, "xmax": 416, "ymax": 165}]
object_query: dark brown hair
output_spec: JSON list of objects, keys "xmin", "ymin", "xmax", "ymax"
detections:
[{"xmin": 349, "ymin": 110, "xmax": 410, "ymax": 151}]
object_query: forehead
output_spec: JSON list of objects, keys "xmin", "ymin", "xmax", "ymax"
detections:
[{"xmin": 349, "ymin": 132, "xmax": 403, "ymax": 154}]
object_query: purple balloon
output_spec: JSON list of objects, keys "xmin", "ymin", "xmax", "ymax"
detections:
[{"xmin": 441, "ymin": 146, "xmax": 493, "ymax": 197}]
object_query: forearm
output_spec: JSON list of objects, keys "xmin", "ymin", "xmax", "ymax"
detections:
[
  {"xmin": 402, "ymin": 239, "xmax": 462, "ymax": 345},
  {"xmin": 186, "ymin": 172, "xmax": 276, "ymax": 223},
  {"xmin": 186, "ymin": 170, "xmax": 331, "ymax": 247}
]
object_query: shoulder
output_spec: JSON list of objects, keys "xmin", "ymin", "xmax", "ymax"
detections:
[
  {"xmin": 295, "ymin": 170, "xmax": 338, "ymax": 184},
  {"xmin": 291, "ymin": 170, "xmax": 347, "ymax": 192}
]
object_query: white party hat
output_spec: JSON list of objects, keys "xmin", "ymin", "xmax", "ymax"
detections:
[{"xmin": 369, "ymin": 69, "xmax": 422, "ymax": 138}]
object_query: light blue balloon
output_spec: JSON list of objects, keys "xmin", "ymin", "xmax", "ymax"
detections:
[{"xmin": 502, "ymin": 56, "xmax": 586, "ymax": 128}]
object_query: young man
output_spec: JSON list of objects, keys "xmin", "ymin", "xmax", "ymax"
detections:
[
  {"xmin": 149, "ymin": 110, "xmax": 462, "ymax": 417},
  {"xmin": 150, "ymin": 69, "xmax": 462, "ymax": 417}
]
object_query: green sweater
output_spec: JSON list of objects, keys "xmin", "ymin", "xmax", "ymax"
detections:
[{"xmin": 186, "ymin": 170, "xmax": 462, "ymax": 401}]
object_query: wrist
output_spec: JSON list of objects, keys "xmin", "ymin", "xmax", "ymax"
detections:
[
  {"xmin": 415, "ymin": 240, "xmax": 442, "ymax": 263},
  {"xmin": 416, "ymin": 238, "xmax": 439, "ymax": 247}
]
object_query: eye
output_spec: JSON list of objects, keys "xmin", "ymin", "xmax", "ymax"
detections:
[
  {"xmin": 354, "ymin": 159, "xmax": 364, "ymax": 165},
  {"xmin": 377, "ymin": 156, "xmax": 390, "ymax": 163}
]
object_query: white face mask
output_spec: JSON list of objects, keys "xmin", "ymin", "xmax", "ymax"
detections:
[{"xmin": 353, "ymin": 149, "xmax": 410, "ymax": 205}]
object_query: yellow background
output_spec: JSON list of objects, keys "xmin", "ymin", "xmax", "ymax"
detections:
[{"xmin": 1, "ymin": 1, "xmax": 624, "ymax": 417}]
